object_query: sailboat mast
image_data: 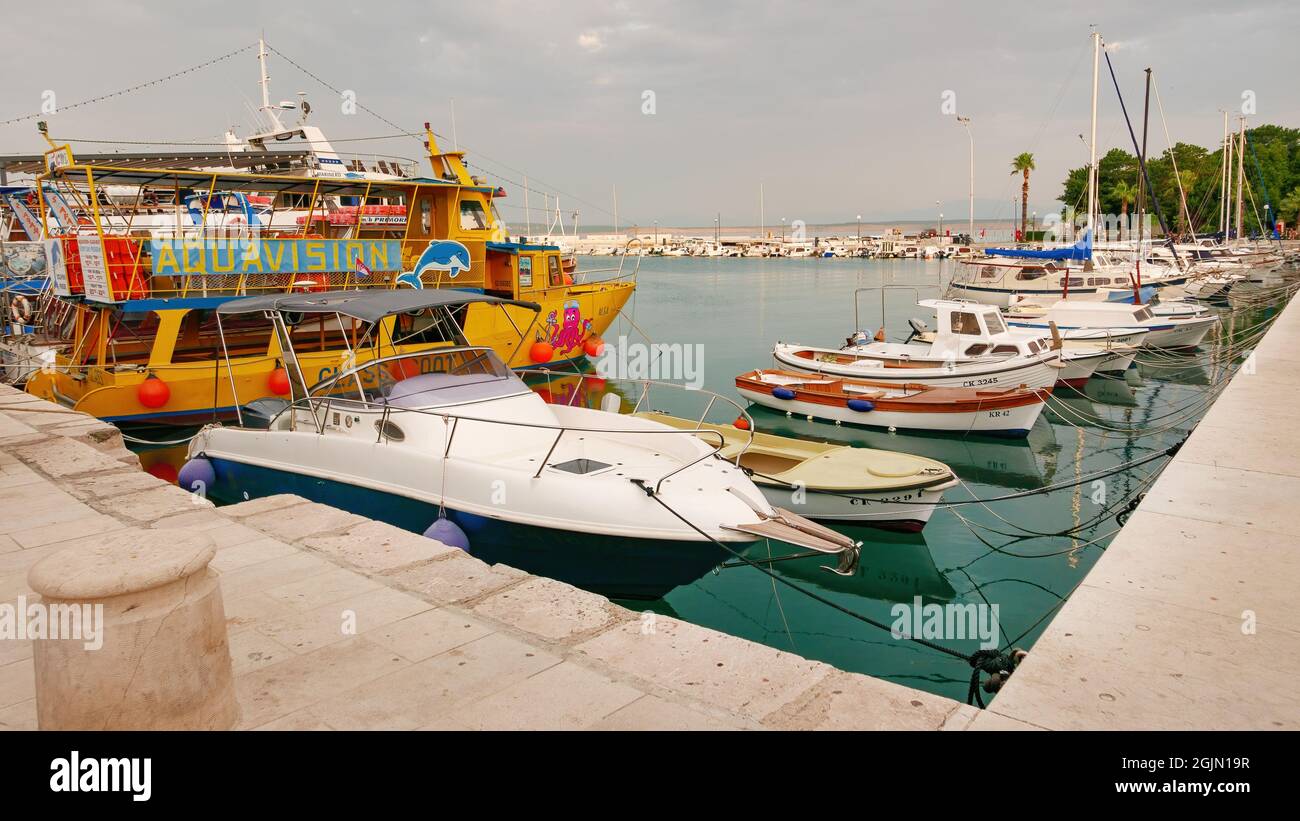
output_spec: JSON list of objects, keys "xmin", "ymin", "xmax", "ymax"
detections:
[
  {"xmin": 1134, "ymin": 67, "xmax": 1151, "ymax": 294},
  {"xmin": 1086, "ymin": 30, "xmax": 1101, "ymax": 236},
  {"xmin": 1225, "ymin": 122, "xmax": 1234, "ymax": 238},
  {"xmin": 1137, "ymin": 67, "xmax": 1151, "ymax": 244},
  {"xmin": 1219, "ymin": 111, "xmax": 1229, "ymax": 237},
  {"xmin": 1235, "ymin": 118, "xmax": 1246, "ymax": 244}
]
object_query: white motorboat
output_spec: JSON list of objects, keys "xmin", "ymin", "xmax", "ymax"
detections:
[
  {"xmin": 183, "ymin": 290, "xmax": 858, "ymax": 599},
  {"xmin": 1004, "ymin": 299, "xmax": 1219, "ymax": 349},
  {"xmin": 776, "ymin": 298, "xmax": 1063, "ymax": 391}
]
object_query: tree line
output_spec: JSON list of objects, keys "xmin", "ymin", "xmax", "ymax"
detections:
[{"xmin": 1054, "ymin": 124, "xmax": 1300, "ymax": 238}]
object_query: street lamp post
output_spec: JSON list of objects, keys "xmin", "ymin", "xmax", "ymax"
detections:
[
  {"xmin": 957, "ymin": 116, "xmax": 974, "ymax": 242},
  {"xmin": 781, "ymin": 217, "xmax": 786, "ymax": 244},
  {"xmin": 654, "ymin": 220, "xmax": 658, "ymax": 246},
  {"xmin": 856, "ymin": 214, "xmax": 862, "ymax": 248}
]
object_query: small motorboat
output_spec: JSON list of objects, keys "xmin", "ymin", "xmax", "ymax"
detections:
[
  {"xmin": 637, "ymin": 412, "xmax": 959, "ymax": 531},
  {"xmin": 778, "ymin": 299, "xmax": 1064, "ymax": 391},
  {"xmin": 184, "ymin": 290, "xmax": 859, "ymax": 600},
  {"xmin": 909, "ymin": 324, "xmax": 1139, "ymax": 380},
  {"xmin": 1003, "ymin": 299, "xmax": 1219, "ymax": 349},
  {"xmin": 735, "ymin": 369, "xmax": 1049, "ymax": 437}
]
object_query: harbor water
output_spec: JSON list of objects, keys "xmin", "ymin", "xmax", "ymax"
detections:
[
  {"xmin": 576, "ymin": 256, "xmax": 1273, "ymax": 703},
  {"xmin": 126, "ymin": 255, "xmax": 1281, "ymax": 704}
]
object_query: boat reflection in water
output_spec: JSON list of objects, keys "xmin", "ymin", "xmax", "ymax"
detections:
[{"xmin": 738, "ymin": 528, "xmax": 957, "ymax": 603}]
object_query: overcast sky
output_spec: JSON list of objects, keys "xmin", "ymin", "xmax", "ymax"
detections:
[{"xmin": 3, "ymin": 0, "xmax": 1295, "ymax": 228}]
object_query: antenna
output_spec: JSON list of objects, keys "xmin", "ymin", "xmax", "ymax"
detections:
[{"xmin": 257, "ymin": 36, "xmax": 285, "ymax": 133}]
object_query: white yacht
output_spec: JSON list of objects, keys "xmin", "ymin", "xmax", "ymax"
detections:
[{"xmin": 184, "ymin": 290, "xmax": 858, "ymax": 599}]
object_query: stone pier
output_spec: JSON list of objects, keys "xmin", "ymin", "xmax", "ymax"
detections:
[{"xmin": 970, "ymin": 290, "xmax": 1300, "ymax": 731}]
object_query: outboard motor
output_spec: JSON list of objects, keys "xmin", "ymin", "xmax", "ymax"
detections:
[{"xmin": 904, "ymin": 317, "xmax": 929, "ymax": 344}]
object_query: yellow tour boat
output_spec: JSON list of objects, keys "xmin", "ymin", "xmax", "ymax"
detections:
[{"xmin": 16, "ymin": 130, "xmax": 634, "ymax": 425}]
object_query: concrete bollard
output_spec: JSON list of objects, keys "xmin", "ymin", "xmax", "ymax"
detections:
[{"xmin": 27, "ymin": 528, "xmax": 240, "ymax": 730}]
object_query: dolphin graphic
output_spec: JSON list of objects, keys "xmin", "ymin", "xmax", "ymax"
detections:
[{"xmin": 400, "ymin": 240, "xmax": 472, "ymax": 289}]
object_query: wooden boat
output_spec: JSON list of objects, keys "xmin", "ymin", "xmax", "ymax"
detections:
[
  {"xmin": 636, "ymin": 412, "xmax": 958, "ymax": 530},
  {"xmin": 735, "ymin": 369, "xmax": 1049, "ymax": 437}
]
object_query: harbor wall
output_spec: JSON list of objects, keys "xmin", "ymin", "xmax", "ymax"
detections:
[{"xmin": 971, "ymin": 290, "xmax": 1300, "ymax": 730}]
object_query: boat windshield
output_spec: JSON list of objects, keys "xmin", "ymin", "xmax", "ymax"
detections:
[{"xmin": 309, "ymin": 347, "xmax": 528, "ymax": 409}]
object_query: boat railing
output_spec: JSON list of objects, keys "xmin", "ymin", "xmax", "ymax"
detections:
[
  {"xmin": 852, "ymin": 285, "xmax": 922, "ymax": 335},
  {"xmin": 295, "ymin": 347, "xmax": 752, "ymax": 492},
  {"xmin": 573, "ymin": 238, "xmax": 643, "ymax": 285}
]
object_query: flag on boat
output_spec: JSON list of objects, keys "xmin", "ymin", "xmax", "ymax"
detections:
[{"xmin": 355, "ymin": 257, "xmax": 372, "ymax": 278}]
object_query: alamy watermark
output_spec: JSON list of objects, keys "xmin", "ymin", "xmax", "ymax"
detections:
[
  {"xmin": 890, "ymin": 596, "xmax": 1000, "ymax": 650},
  {"xmin": 0, "ymin": 595, "xmax": 104, "ymax": 650},
  {"xmin": 593, "ymin": 336, "xmax": 705, "ymax": 389}
]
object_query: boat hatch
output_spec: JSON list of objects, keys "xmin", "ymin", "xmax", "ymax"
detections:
[{"xmin": 550, "ymin": 458, "xmax": 612, "ymax": 475}]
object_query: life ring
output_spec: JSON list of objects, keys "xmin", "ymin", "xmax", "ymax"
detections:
[{"xmin": 9, "ymin": 295, "xmax": 34, "ymax": 326}]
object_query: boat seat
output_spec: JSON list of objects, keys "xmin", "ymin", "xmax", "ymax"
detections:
[{"xmin": 242, "ymin": 397, "xmax": 291, "ymax": 429}]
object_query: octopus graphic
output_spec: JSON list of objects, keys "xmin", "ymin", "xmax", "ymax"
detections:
[{"xmin": 546, "ymin": 299, "xmax": 586, "ymax": 353}]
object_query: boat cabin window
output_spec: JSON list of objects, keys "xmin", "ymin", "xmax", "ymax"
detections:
[
  {"xmin": 949, "ymin": 311, "xmax": 981, "ymax": 335},
  {"xmin": 1027, "ymin": 339, "xmax": 1046, "ymax": 353},
  {"xmin": 1064, "ymin": 277, "xmax": 1084, "ymax": 288},
  {"xmin": 982, "ymin": 312, "xmax": 1007, "ymax": 334},
  {"xmin": 419, "ymin": 198, "xmax": 433, "ymax": 234},
  {"xmin": 1133, "ymin": 307, "xmax": 1153, "ymax": 321},
  {"xmin": 459, "ymin": 201, "xmax": 489, "ymax": 231},
  {"xmin": 391, "ymin": 307, "xmax": 467, "ymax": 347},
  {"xmin": 547, "ymin": 255, "xmax": 563, "ymax": 287},
  {"xmin": 1087, "ymin": 277, "xmax": 1112, "ymax": 286},
  {"xmin": 175, "ymin": 311, "xmax": 272, "ymax": 363},
  {"xmin": 1016, "ymin": 268, "xmax": 1047, "ymax": 281},
  {"xmin": 964, "ymin": 344, "xmax": 990, "ymax": 356},
  {"xmin": 991, "ymin": 344, "xmax": 1020, "ymax": 355}
]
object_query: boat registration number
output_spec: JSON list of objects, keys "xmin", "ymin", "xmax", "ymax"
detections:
[{"xmin": 961, "ymin": 377, "xmax": 1000, "ymax": 387}]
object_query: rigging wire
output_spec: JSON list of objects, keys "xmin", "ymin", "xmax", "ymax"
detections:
[{"xmin": 0, "ymin": 44, "xmax": 258, "ymax": 127}]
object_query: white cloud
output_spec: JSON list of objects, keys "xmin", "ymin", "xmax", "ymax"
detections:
[{"xmin": 577, "ymin": 30, "xmax": 605, "ymax": 52}]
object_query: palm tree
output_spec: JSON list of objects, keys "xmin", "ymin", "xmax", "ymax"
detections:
[
  {"xmin": 1010, "ymin": 152, "xmax": 1035, "ymax": 237},
  {"xmin": 1110, "ymin": 180, "xmax": 1138, "ymax": 240}
]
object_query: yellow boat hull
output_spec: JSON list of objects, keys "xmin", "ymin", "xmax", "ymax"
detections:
[{"xmin": 27, "ymin": 281, "xmax": 634, "ymax": 425}]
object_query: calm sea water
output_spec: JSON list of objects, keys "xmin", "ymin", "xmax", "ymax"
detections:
[
  {"xmin": 584, "ymin": 255, "xmax": 1274, "ymax": 702},
  {"xmin": 128, "ymin": 255, "xmax": 1280, "ymax": 704}
]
